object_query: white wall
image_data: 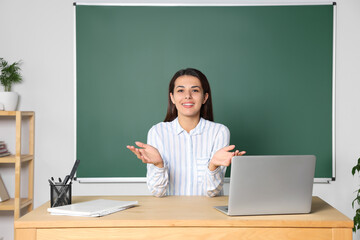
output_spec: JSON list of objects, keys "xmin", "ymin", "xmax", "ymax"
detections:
[{"xmin": 1, "ymin": 0, "xmax": 359, "ymax": 239}]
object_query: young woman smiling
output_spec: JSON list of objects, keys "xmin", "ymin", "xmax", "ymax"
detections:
[{"xmin": 127, "ymin": 68, "xmax": 245, "ymax": 197}]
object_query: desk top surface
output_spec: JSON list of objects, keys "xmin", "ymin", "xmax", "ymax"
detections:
[{"xmin": 15, "ymin": 196, "xmax": 353, "ymax": 229}]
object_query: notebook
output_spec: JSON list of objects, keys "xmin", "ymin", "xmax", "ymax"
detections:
[
  {"xmin": 47, "ymin": 199, "xmax": 138, "ymax": 217},
  {"xmin": 215, "ymin": 155, "xmax": 316, "ymax": 216}
]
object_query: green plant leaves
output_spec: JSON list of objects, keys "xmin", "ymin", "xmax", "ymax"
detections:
[
  {"xmin": 354, "ymin": 209, "xmax": 360, "ymax": 232},
  {"xmin": 0, "ymin": 57, "xmax": 23, "ymax": 92},
  {"xmin": 352, "ymin": 158, "xmax": 360, "ymax": 176},
  {"xmin": 353, "ymin": 157, "xmax": 360, "ymax": 232}
]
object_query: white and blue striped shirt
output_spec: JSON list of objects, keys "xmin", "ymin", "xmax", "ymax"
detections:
[{"xmin": 146, "ymin": 117, "xmax": 230, "ymax": 197}]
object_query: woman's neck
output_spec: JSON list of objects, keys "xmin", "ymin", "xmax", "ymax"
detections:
[{"xmin": 178, "ymin": 115, "xmax": 201, "ymax": 133}]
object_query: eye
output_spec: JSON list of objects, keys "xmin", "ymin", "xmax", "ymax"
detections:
[
  {"xmin": 192, "ymin": 89, "xmax": 199, "ymax": 93},
  {"xmin": 177, "ymin": 89, "xmax": 184, "ymax": 93}
]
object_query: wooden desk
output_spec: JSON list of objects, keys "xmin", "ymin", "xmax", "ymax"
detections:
[{"xmin": 15, "ymin": 196, "xmax": 353, "ymax": 240}]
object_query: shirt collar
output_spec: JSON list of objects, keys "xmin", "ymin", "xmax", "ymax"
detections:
[{"xmin": 172, "ymin": 117, "xmax": 206, "ymax": 136}]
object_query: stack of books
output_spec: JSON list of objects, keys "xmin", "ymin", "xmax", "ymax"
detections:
[{"xmin": 0, "ymin": 141, "xmax": 10, "ymax": 157}]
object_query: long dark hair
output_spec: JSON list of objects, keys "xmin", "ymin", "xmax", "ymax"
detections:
[{"xmin": 164, "ymin": 68, "xmax": 214, "ymax": 122}]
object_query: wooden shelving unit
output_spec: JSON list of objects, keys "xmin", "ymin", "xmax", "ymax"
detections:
[{"xmin": 0, "ymin": 111, "xmax": 34, "ymax": 219}]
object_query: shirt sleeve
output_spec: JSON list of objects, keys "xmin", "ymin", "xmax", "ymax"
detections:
[
  {"xmin": 146, "ymin": 125, "xmax": 169, "ymax": 197},
  {"xmin": 204, "ymin": 125, "xmax": 230, "ymax": 197}
]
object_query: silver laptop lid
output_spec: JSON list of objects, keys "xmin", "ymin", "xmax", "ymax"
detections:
[{"xmin": 228, "ymin": 155, "xmax": 316, "ymax": 216}]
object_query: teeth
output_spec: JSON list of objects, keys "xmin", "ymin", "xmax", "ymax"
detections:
[{"xmin": 183, "ymin": 103, "xmax": 194, "ymax": 106}]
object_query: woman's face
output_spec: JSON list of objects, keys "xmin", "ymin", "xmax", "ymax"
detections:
[{"xmin": 170, "ymin": 75, "xmax": 208, "ymax": 120}]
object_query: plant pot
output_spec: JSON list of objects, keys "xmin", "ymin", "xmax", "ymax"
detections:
[{"xmin": 0, "ymin": 92, "xmax": 19, "ymax": 111}]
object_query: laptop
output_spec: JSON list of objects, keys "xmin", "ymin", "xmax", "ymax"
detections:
[{"xmin": 215, "ymin": 155, "xmax": 316, "ymax": 216}]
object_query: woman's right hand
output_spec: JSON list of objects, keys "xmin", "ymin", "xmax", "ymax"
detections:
[{"xmin": 126, "ymin": 142, "xmax": 164, "ymax": 168}]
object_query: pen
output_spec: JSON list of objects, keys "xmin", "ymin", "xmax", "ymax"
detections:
[
  {"xmin": 62, "ymin": 175, "xmax": 70, "ymax": 185},
  {"xmin": 67, "ymin": 159, "xmax": 80, "ymax": 184},
  {"xmin": 48, "ymin": 179, "xmax": 55, "ymax": 186}
]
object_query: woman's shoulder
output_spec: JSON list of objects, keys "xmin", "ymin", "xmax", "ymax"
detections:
[
  {"xmin": 148, "ymin": 121, "xmax": 174, "ymax": 135},
  {"xmin": 202, "ymin": 119, "xmax": 229, "ymax": 132},
  {"xmin": 151, "ymin": 121, "xmax": 173, "ymax": 129}
]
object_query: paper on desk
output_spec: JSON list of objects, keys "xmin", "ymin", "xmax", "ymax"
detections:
[{"xmin": 47, "ymin": 199, "xmax": 138, "ymax": 217}]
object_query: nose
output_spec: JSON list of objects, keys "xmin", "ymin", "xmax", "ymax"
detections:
[{"xmin": 185, "ymin": 91, "xmax": 192, "ymax": 99}]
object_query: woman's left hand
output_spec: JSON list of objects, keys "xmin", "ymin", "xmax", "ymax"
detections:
[{"xmin": 209, "ymin": 145, "xmax": 246, "ymax": 171}]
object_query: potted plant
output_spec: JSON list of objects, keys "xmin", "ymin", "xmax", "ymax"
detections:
[
  {"xmin": 352, "ymin": 157, "xmax": 360, "ymax": 232},
  {"xmin": 0, "ymin": 58, "xmax": 23, "ymax": 111}
]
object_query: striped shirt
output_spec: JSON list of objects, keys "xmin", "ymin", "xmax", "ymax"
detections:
[{"xmin": 146, "ymin": 117, "xmax": 230, "ymax": 197}]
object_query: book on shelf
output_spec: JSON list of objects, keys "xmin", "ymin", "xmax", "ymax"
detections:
[
  {"xmin": 0, "ymin": 142, "xmax": 10, "ymax": 157},
  {"xmin": 0, "ymin": 152, "xmax": 10, "ymax": 157},
  {"xmin": 0, "ymin": 147, "xmax": 9, "ymax": 153},
  {"xmin": 0, "ymin": 174, "xmax": 10, "ymax": 202}
]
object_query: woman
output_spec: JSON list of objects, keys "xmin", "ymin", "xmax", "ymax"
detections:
[{"xmin": 127, "ymin": 68, "xmax": 245, "ymax": 197}]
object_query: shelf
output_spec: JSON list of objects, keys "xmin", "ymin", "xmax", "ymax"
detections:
[
  {"xmin": 0, "ymin": 111, "xmax": 35, "ymax": 219},
  {"xmin": 0, "ymin": 198, "xmax": 33, "ymax": 211},
  {"xmin": 0, "ymin": 111, "xmax": 34, "ymax": 117},
  {"xmin": 0, "ymin": 155, "xmax": 34, "ymax": 163}
]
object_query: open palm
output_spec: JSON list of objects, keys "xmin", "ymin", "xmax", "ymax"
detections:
[
  {"xmin": 127, "ymin": 141, "xmax": 164, "ymax": 168},
  {"xmin": 209, "ymin": 145, "xmax": 246, "ymax": 171}
]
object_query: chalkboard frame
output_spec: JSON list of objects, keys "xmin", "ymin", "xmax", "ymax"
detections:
[{"xmin": 74, "ymin": 3, "xmax": 336, "ymax": 183}]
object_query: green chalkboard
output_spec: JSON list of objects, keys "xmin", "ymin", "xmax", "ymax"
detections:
[{"xmin": 76, "ymin": 5, "xmax": 334, "ymax": 180}]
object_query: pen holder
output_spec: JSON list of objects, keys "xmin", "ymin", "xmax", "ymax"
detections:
[{"xmin": 50, "ymin": 183, "xmax": 72, "ymax": 208}]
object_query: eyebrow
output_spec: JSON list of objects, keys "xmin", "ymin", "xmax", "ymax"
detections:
[{"xmin": 175, "ymin": 86, "xmax": 201, "ymax": 89}]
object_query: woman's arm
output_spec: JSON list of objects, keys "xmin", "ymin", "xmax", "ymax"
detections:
[
  {"xmin": 146, "ymin": 163, "xmax": 168, "ymax": 197},
  {"xmin": 146, "ymin": 127, "xmax": 169, "ymax": 197},
  {"xmin": 126, "ymin": 126, "xmax": 169, "ymax": 197},
  {"xmin": 204, "ymin": 125, "xmax": 245, "ymax": 197}
]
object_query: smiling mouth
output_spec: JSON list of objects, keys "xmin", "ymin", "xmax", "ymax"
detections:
[{"xmin": 182, "ymin": 103, "xmax": 195, "ymax": 108}]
